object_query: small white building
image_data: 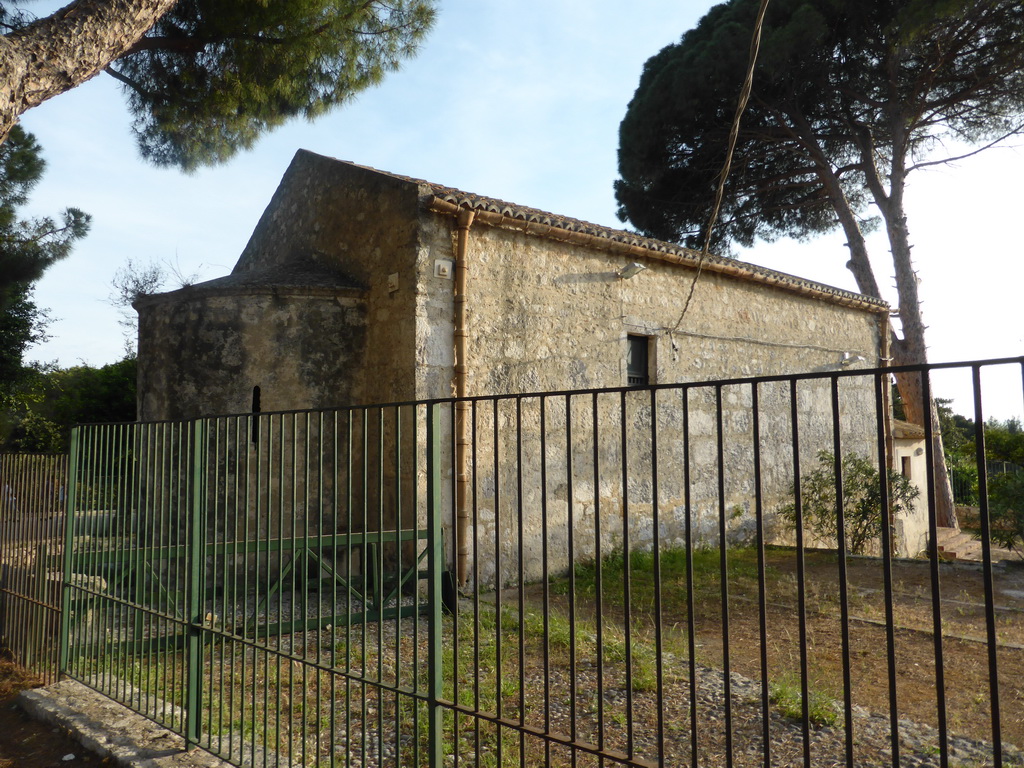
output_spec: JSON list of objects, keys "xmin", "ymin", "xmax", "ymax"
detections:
[{"xmin": 892, "ymin": 419, "xmax": 930, "ymax": 556}]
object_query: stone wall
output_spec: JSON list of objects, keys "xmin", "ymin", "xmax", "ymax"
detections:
[
  {"xmin": 453, "ymin": 220, "xmax": 883, "ymax": 394},
  {"xmin": 136, "ymin": 287, "xmax": 367, "ymax": 421},
  {"xmin": 133, "ymin": 153, "xmax": 895, "ymax": 587},
  {"xmin": 417, "ymin": 211, "xmax": 889, "ymax": 585},
  {"xmin": 232, "ymin": 152, "xmax": 428, "ymax": 407}
]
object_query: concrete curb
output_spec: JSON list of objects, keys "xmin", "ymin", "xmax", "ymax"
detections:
[{"xmin": 17, "ymin": 679, "xmax": 231, "ymax": 768}]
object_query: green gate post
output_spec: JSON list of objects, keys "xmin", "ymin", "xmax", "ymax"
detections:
[
  {"xmin": 426, "ymin": 403, "xmax": 444, "ymax": 767},
  {"xmin": 59, "ymin": 428, "xmax": 81, "ymax": 676},
  {"xmin": 186, "ymin": 420, "xmax": 207, "ymax": 749}
]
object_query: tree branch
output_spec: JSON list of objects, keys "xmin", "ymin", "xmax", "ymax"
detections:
[
  {"xmin": 0, "ymin": 0, "xmax": 179, "ymax": 141},
  {"xmin": 123, "ymin": 35, "xmax": 211, "ymax": 56},
  {"xmin": 770, "ymin": 102, "xmax": 884, "ymax": 300},
  {"xmin": 103, "ymin": 63, "xmax": 154, "ymax": 98},
  {"xmin": 907, "ymin": 124, "xmax": 1024, "ymax": 172}
]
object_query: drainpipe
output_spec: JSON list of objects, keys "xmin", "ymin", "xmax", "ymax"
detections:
[{"xmin": 454, "ymin": 209, "xmax": 475, "ymax": 585}]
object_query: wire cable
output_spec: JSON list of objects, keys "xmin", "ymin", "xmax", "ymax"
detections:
[{"xmin": 673, "ymin": 0, "xmax": 772, "ymax": 327}]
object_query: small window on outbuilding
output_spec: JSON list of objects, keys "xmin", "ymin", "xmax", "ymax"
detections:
[
  {"xmin": 626, "ymin": 334, "xmax": 650, "ymax": 386},
  {"xmin": 901, "ymin": 455, "xmax": 912, "ymax": 480}
]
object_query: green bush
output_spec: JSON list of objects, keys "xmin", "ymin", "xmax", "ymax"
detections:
[
  {"xmin": 780, "ymin": 451, "xmax": 920, "ymax": 555},
  {"xmin": 988, "ymin": 471, "xmax": 1024, "ymax": 554},
  {"xmin": 948, "ymin": 458, "xmax": 979, "ymax": 506}
]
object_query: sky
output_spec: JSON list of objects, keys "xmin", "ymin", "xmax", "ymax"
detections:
[{"xmin": 15, "ymin": 0, "xmax": 1024, "ymax": 421}]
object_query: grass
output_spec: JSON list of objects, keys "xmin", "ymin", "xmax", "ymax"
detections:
[
  {"xmin": 57, "ymin": 543, "xmax": 1024, "ymax": 765},
  {"xmin": 65, "ymin": 545, "xmax": 869, "ymax": 764},
  {"xmin": 559, "ymin": 544, "xmax": 769, "ymax": 611},
  {"xmin": 68, "ymin": 583, "xmax": 673, "ymax": 767},
  {"xmin": 768, "ymin": 673, "xmax": 841, "ymax": 728}
]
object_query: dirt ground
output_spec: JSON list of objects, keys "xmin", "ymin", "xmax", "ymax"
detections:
[
  {"xmin": 664, "ymin": 549, "xmax": 1024, "ymax": 746},
  {"xmin": 509, "ymin": 547, "xmax": 1022, "ymax": 764},
  {"xmin": 0, "ymin": 660, "xmax": 106, "ymax": 768},
  {"xmin": 1, "ymin": 549, "xmax": 1020, "ymax": 767}
]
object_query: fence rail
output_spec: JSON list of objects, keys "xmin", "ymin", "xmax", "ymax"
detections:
[{"xmin": 1, "ymin": 356, "xmax": 1023, "ymax": 767}]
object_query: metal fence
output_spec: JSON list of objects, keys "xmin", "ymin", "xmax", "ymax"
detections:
[
  {"xmin": 0, "ymin": 452, "xmax": 67, "ymax": 683},
  {"xmin": 947, "ymin": 449, "xmax": 1021, "ymax": 506},
  {"xmin": 989, "ymin": 460, "xmax": 1023, "ymax": 477},
  {"xmin": 2, "ymin": 356, "xmax": 1024, "ymax": 767}
]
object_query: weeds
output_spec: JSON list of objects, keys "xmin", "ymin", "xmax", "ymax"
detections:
[
  {"xmin": 768, "ymin": 673, "xmax": 840, "ymax": 728},
  {"xmin": 561, "ymin": 544, "xmax": 769, "ymax": 617}
]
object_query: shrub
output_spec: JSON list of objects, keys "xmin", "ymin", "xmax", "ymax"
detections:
[
  {"xmin": 988, "ymin": 471, "xmax": 1024, "ymax": 554},
  {"xmin": 948, "ymin": 458, "xmax": 979, "ymax": 506},
  {"xmin": 780, "ymin": 451, "xmax": 920, "ymax": 555}
]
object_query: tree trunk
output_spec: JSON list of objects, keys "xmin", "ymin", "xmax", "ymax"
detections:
[
  {"xmin": 872, "ymin": 122, "xmax": 957, "ymax": 528},
  {"xmin": 0, "ymin": 0, "xmax": 177, "ymax": 142},
  {"xmin": 884, "ymin": 212, "xmax": 958, "ymax": 528},
  {"xmin": 802, "ymin": 120, "xmax": 958, "ymax": 530}
]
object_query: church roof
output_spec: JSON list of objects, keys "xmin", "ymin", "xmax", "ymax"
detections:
[
  {"xmin": 134, "ymin": 258, "xmax": 364, "ymax": 307},
  {"xmin": 316, "ymin": 153, "xmax": 889, "ymax": 314}
]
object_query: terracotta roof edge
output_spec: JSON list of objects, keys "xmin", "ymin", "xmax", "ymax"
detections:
[
  {"xmin": 289, "ymin": 152, "xmax": 888, "ymax": 313},
  {"xmin": 425, "ymin": 195, "xmax": 888, "ymax": 313}
]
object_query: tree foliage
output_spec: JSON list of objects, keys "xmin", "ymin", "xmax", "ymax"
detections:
[
  {"xmin": 780, "ymin": 451, "xmax": 920, "ymax": 555},
  {"xmin": 988, "ymin": 471, "xmax": 1024, "ymax": 554},
  {"xmin": 940, "ymin": 411, "xmax": 1024, "ymax": 467},
  {"xmin": 0, "ymin": 284, "xmax": 47, "ymax": 393},
  {"xmin": 1, "ymin": 0, "xmax": 436, "ymax": 169},
  {"xmin": 616, "ymin": 0, "xmax": 1024, "ymax": 259},
  {"xmin": 0, "ymin": 357, "xmax": 137, "ymax": 452},
  {"xmin": 0, "ymin": 125, "xmax": 90, "ymax": 300},
  {"xmin": 983, "ymin": 417, "xmax": 1024, "ymax": 467},
  {"xmin": 0, "ymin": 124, "xmax": 88, "ymax": 401},
  {"xmin": 929, "ymin": 406, "xmax": 1024, "ymax": 506}
]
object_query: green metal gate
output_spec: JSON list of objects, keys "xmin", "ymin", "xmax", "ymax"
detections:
[
  {"xmin": 0, "ymin": 452, "xmax": 67, "ymax": 682},
  {"xmin": 60, "ymin": 404, "xmax": 447, "ymax": 766}
]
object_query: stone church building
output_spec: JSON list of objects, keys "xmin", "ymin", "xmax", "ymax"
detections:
[
  {"xmin": 136, "ymin": 150, "xmax": 888, "ymax": 420},
  {"xmin": 135, "ymin": 151, "xmax": 927, "ymax": 574}
]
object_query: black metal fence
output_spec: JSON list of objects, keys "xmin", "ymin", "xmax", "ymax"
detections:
[{"xmin": 1, "ymin": 356, "xmax": 1023, "ymax": 767}]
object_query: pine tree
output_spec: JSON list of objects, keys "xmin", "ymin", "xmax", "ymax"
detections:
[
  {"xmin": 0, "ymin": 0, "xmax": 436, "ymax": 169},
  {"xmin": 616, "ymin": 0, "xmax": 1024, "ymax": 526},
  {"xmin": 0, "ymin": 125, "xmax": 90, "ymax": 302}
]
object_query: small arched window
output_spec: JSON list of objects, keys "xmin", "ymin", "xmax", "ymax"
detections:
[
  {"xmin": 626, "ymin": 335, "xmax": 650, "ymax": 386},
  {"xmin": 251, "ymin": 385, "xmax": 261, "ymax": 444}
]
